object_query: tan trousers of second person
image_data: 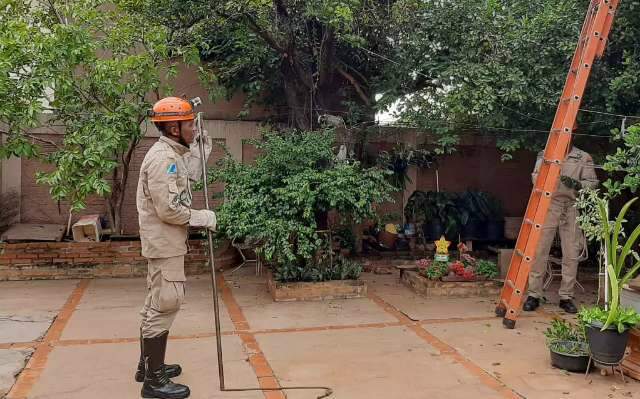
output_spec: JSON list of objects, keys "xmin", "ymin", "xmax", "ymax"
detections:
[
  {"xmin": 527, "ymin": 198, "xmax": 581, "ymax": 300},
  {"xmin": 140, "ymin": 256, "xmax": 186, "ymax": 338}
]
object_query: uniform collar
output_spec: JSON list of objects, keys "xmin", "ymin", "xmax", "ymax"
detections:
[{"xmin": 159, "ymin": 136, "xmax": 190, "ymax": 156}]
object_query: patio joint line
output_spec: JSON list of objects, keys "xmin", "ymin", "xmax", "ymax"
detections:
[
  {"xmin": 6, "ymin": 279, "xmax": 90, "ymax": 399},
  {"xmin": 0, "ymin": 342, "xmax": 38, "ymax": 350},
  {"xmin": 367, "ymin": 291, "xmax": 524, "ymax": 399},
  {"xmin": 219, "ymin": 274, "xmax": 287, "ymax": 399}
]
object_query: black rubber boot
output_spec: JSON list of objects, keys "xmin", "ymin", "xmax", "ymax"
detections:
[
  {"xmin": 136, "ymin": 330, "xmax": 182, "ymax": 382},
  {"xmin": 559, "ymin": 299, "xmax": 578, "ymax": 314},
  {"xmin": 522, "ymin": 296, "xmax": 540, "ymax": 312},
  {"xmin": 141, "ymin": 331, "xmax": 190, "ymax": 399}
]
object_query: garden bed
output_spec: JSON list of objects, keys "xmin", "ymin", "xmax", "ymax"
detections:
[
  {"xmin": 0, "ymin": 239, "xmax": 238, "ymax": 281},
  {"xmin": 401, "ymin": 270, "xmax": 501, "ymax": 298},
  {"xmin": 266, "ymin": 269, "xmax": 367, "ymax": 302}
]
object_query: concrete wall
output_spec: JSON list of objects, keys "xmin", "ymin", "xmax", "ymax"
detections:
[{"xmin": 15, "ymin": 126, "xmax": 536, "ymax": 235}]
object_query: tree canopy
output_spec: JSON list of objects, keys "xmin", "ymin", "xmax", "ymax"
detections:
[
  {"xmin": 383, "ymin": 0, "xmax": 640, "ymax": 157},
  {"xmin": 146, "ymin": 0, "xmax": 396, "ymax": 130},
  {"xmin": 0, "ymin": 0, "xmax": 180, "ymax": 232}
]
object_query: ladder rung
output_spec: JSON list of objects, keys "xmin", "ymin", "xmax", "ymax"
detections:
[{"xmin": 524, "ymin": 219, "xmax": 540, "ymax": 229}]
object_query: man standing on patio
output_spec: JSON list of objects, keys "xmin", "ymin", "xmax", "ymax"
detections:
[
  {"xmin": 523, "ymin": 143, "xmax": 598, "ymax": 314},
  {"xmin": 135, "ymin": 97, "xmax": 217, "ymax": 398}
]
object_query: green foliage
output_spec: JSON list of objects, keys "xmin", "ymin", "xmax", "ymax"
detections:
[
  {"xmin": 147, "ymin": 0, "xmax": 395, "ymax": 129},
  {"xmin": 579, "ymin": 306, "xmax": 640, "ymax": 334},
  {"xmin": 377, "ymin": 145, "xmax": 436, "ymax": 190},
  {"xmin": 576, "ymin": 188, "xmax": 607, "ymax": 242},
  {"xmin": 384, "ymin": 0, "xmax": 640, "ymax": 155},
  {"xmin": 423, "ymin": 260, "xmax": 449, "ymax": 281},
  {"xmin": 334, "ymin": 227, "xmax": 356, "ymax": 252},
  {"xmin": 475, "ymin": 259, "xmax": 498, "ymax": 280},
  {"xmin": 544, "ymin": 319, "xmax": 586, "ymax": 350},
  {"xmin": 210, "ymin": 129, "xmax": 394, "ymax": 269},
  {"xmin": 597, "ymin": 197, "xmax": 640, "ymax": 330},
  {"xmin": 274, "ymin": 256, "xmax": 363, "ymax": 283},
  {"xmin": 603, "ymin": 124, "xmax": 640, "ymax": 198},
  {"xmin": 0, "ymin": 0, "xmax": 174, "ymax": 229},
  {"xmin": 405, "ymin": 190, "xmax": 503, "ymax": 235}
]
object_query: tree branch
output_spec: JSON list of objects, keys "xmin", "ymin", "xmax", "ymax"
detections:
[
  {"xmin": 1, "ymin": 130, "xmax": 60, "ymax": 149},
  {"xmin": 244, "ymin": 13, "xmax": 286, "ymax": 54},
  {"xmin": 336, "ymin": 64, "xmax": 371, "ymax": 106},
  {"xmin": 318, "ymin": 28, "xmax": 335, "ymax": 87}
]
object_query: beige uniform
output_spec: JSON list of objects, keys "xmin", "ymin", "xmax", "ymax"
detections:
[
  {"xmin": 137, "ymin": 135, "xmax": 211, "ymax": 338},
  {"xmin": 528, "ymin": 146, "xmax": 598, "ymax": 300}
]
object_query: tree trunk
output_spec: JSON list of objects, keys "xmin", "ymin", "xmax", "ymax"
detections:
[{"xmin": 106, "ymin": 140, "xmax": 138, "ymax": 235}]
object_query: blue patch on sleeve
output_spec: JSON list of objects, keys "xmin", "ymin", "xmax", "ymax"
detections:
[{"xmin": 167, "ymin": 163, "xmax": 177, "ymax": 174}]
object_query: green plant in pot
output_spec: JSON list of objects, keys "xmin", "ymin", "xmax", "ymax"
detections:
[
  {"xmin": 544, "ymin": 319, "xmax": 590, "ymax": 372},
  {"xmin": 484, "ymin": 193, "xmax": 505, "ymax": 240},
  {"xmin": 578, "ymin": 197, "xmax": 640, "ymax": 365},
  {"xmin": 457, "ymin": 191, "xmax": 490, "ymax": 240},
  {"xmin": 405, "ymin": 191, "xmax": 461, "ymax": 240}
]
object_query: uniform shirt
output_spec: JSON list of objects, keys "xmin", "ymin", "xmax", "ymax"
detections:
[
  {"xmin": 137, "ymin": 136, "xmax": 200, "ymax": 258},
  {"xmin": 531, "ymin": 146, "xmax": 599, "ymax": 201}
]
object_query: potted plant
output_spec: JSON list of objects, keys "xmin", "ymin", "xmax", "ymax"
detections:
[
  {"xmin": 484, "ymin": 194, "xmax": 504, "ymax": 240},
  {"xmin": 418, "ymin": 191, "xmax": 460, "ymax": 240},
  {"xmin": 578, "ymin": 197, "xmax": 640, "ymax": 364},
  {"xmin": 544, "ymin": 319, "xmax": 590, "ymax": 372},
  {"xmin": 378, "ymin": 146, "xmax": 436, "ymax": 191},
  {"xmin": 458, "ymin": 191, "xmax": 490, "ymax": 240}
]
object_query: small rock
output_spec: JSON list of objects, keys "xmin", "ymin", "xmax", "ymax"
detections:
[{"xmin": 492, "ymin": 362, "xmax": 501, "ymax": 366}]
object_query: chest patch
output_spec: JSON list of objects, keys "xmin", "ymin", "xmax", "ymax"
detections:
[{"xmin": 167, "ymin": 163, "xmax": 177, "ymax": 174}]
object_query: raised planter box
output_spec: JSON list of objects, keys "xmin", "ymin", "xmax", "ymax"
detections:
[
  {"xmin": 266, "ymin": 270, "xmax": 367, "ymax": 302},
  {"xmin": 0, "ymin": 239, "xmax": 238, "ymax": 281},
  {"xmin": 401, "ymin": 270, "xmax": 501, "ymax": 298}
]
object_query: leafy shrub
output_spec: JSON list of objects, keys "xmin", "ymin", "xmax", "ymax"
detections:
[
  {"xmin": 475, "ymin": 260, "xmax": 499, "ymax": 279},
  {"xmin": 274, "ymin": 256, "xmax": 363, "ymax": 283},
  {"xmin": 544, "ymin": 319, "xmax": 586, "ymax": 345},
  {"xmin": 578, "ymin": 306, "xmax": 640, "ymax": 334},
  {"xmin": 210, "ymin": 129, "xmax": 394, "ymax": 272},
  {"xmin": 423, "ymin": 260, "xmax": 449, "ymax": 280}
]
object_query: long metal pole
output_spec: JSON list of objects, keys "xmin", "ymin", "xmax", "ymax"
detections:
[{"xmin": 196, "ymin": 112, "xmax": 225, "ymax": 389}]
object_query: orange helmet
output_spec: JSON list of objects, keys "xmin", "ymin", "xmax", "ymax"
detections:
[{"xmin": 149, "ymin": 97, "xmax": 195, "ymax": 122}]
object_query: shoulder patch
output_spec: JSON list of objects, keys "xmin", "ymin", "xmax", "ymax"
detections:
[{"xmin": 167, "ymin": 163, "xmax": 177, "ymax": 174}]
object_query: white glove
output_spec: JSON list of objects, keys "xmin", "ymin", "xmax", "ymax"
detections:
[
  {"xmin": 189, "ymin": 209, "xmax": 217, "ymax": 231},
  {"xmin": 186, "ymin": 131, "xmax": 212, "ymax": 181}
]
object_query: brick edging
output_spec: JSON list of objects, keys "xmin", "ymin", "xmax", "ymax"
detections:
[{"xmin": 0, "ymin": 239, "xmax": 238, "ymax": 281}]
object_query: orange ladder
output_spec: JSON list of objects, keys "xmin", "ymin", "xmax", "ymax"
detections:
[{"xmin": 495, "ymin": 0, "xmax": 620, "ymax": 329}]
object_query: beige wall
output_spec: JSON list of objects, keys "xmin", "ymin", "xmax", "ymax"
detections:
[{"xmin": 18, "ymin": 120, "xmax": 263, "ymax": 235}]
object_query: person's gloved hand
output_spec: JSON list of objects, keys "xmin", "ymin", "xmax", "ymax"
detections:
[
  {"xmin": 189, "ymin": 209, "xmax": 217, "ymax": 231},
  {"xmin": 560, "ymin": 176, "xmax": 582, "ymax": 191},
  {"xmin": 186, "ymin": 130, "xmax": 212, "ymax": 181}
]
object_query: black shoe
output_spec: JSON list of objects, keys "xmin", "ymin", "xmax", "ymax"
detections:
[
  {"xmin": 559, "ymin": 299, "xmax": 578, "ymax": 314},
  {"xmin": 522, "ymin": 296, "xmax": 540, "ymax": 312},
  {"xmin": 141, "ymin": 331, "xmax": 190, "ymax": 399},
  {"xmin": 136, "ymin": 331, "xmax": 182, "ymax": 382}
]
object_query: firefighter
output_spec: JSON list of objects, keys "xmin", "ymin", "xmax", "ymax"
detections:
[
  {"xmin": 523, "ymin": 144, "xmax": 598, "ymax": 314},
  {"xmin": 135, "ymin": 97, "xmax": 216, "ymax": 399}
]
